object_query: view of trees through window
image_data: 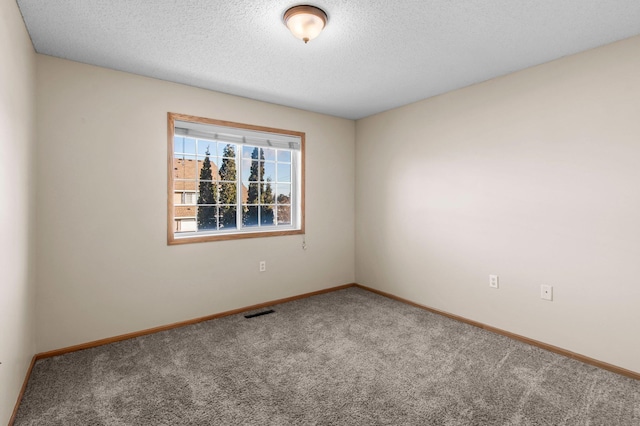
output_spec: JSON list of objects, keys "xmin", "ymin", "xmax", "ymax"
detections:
[{"xmin": 173, "ymin": 137, "xmax": 293, "ymax": 234}]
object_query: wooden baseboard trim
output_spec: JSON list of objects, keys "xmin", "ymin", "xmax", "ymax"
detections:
[
  {"xmin": 355, "ymin": 284, "xmax": 640, "ymax": 381},
  {"xmin": 9, "ymin": 355, "xmax": 37, "ymax": 426},
  {"xmin": 36, "ymin": 283, "xmax": 357, "ymax": 360}
]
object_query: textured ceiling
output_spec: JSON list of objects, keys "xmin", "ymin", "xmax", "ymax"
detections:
[{"xmin": 15, "ymin": 0, "xmax": 640, "ymax": 120}]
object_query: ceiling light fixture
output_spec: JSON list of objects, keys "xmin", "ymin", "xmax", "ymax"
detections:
[{"xmin": 283, "ymin": 5, "xmax": 327, "ymax": 44}]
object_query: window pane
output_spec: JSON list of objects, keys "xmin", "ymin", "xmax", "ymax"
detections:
[
  {"xmin": 175, "ymin": 218, "xmax": 197, "ymax": 233},
  {"xmin": 220, "ymin": 143, "xmax": 236, "ymax": 158},
  {"xmin": 211, "ymin": 156, "xmax": 221, "ymax": 179},
  {"xmin": 218, "ymin": 156, "xmax": 237, "ymax": 182},
  {"xmin": 277, "ymin": 205, "xmax": 291, "ymax": 225},
  {"xmin": 197, "ymin": 181, "xmax": 216, "ymax": 204},
  {"xmin": 247, "ymin": 183, "xmax": 260, "ymax": 204},
  {"xmin": 197, "ymin": 156, "xmax": 219, "ymax": 181},
  {"xmin": 175, "ymin": 205, "xmax": 197, "ymax": 221},
  {"xmin": 258, "ymin": 161, "xmax": 265, "ymax": 181},
  {"xmin": 277, "ymin": 150, "xmax": 291, "ymax": 163},
  {"xmin": 248, "ymin": 159, "xmax": 262, "ymax": 182},
  {"xmin": 240, "ymin": 183, "xmax": 248, "ymax": 204},
  {"xmin": 174, "ymin": 154, "xmax": 197, "ymax": 180},
  {"xmin": 217, "ymin": 143, "xmax": 225, "ymax": 158},
  {"xmin": 260, "ymin": 205, "xmax": 275, "ymax": 226},
  {"xmin": 262, "ymin": 182, "xmax": 275, "ymax": 204},
  {"xmin": 243, "ymin": 158, "xmax": 255, "ymax": 182},
  {"xmin": 276, "ymin": 184, "xmax": 291, "ymax": 201},
  {"xmin": 174, "ymin": 137, "xmax": 196, "ymax": 155},
  {"xmin": 262, "ymin": 148, "xmax": 276, "ymax": 161},
  {"xmin": 219, "ymin": 205, "xmax": 237, "ymax": 230},
  {"xmin": 244, "ymin": 206, "xmax": 259, "ymax": 227},
  {"xmin": 196, "ymin": 205, "xmax": 218, "ymax": 231},
  {"xmin": 277, "ymin": 163, "xmax": 291, "ymax": 183},
  {"xmin": 263, "ymin": 162, "xmax": 275, "ymax": 182},
  {"xmin": 243, "ymin": 145, "xmax": 254, "ymax": 159},
  {"xmin": 173, "ymin": 136, "xmax": 184, "ymax": 153},
  {"xmin": 197, "ymin": 141, "xmax": 213, "ymax": 156},
  {"xmin": 219, "ymin": 183, "xmax": 237, "ymax": 205}
]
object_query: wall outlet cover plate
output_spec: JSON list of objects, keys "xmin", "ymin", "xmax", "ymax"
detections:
[
  {"xmin": 489, "ymin": 275, "xmax": 499, "ymax": 289},
  {"xmin": 541, "ymin": 285, "xmax": 553, "ymax": 301}
]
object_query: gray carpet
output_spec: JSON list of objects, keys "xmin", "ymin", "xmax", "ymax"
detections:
[{"xmin": 14, "ymin": 287, "xmax": 640, "ymax": 425}]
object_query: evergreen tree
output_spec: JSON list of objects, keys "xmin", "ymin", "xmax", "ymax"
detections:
[
  {"xmin": 261, "ymin": 178, "xmax": 274, "ymax": 226},
  {"xmin": 218, "ymin": 144, "xmax": 238, "ymax": 228},
  {"xmin": 243, "ymin": 147, "xmax": 265, "ymax": 226},
  {"xmin": 197, "ymin": 147, "xmax": 216, "ymax": 230}
]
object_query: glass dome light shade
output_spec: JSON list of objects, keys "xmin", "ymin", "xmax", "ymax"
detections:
[{"xmin": 283, "ymin": 5, "xmax": 327, "ymax": 43}]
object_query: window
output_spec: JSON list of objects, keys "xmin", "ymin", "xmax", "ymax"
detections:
[
  {"xmin": 167, "ymin": 113, "xmax": 305, "ymax": 244},
  {"xmin": 182, "ymin": 192, "xmax": 197, "ymax": 205}
]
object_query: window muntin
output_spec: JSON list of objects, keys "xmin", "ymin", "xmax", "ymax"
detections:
[{"xmin": 168, "ymin": 113, "xmax": 304, "ymax": 244}]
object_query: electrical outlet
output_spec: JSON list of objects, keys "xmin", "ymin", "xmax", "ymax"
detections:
[
  {"xmin": 489, "ymin": 275, "xmax": 499, "ymax": 289},
  {"xmin": 541, "ymin": 285, "xmax": 553, "ymax": 301},
  {"xmin": 259, "ymin": 261, "xmax": 266, "ymax": 272}
]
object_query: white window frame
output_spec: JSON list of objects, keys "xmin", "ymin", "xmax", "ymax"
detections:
[{"xmin": 167, "ymin": 113, "xmax": 305, "ymax": 244}]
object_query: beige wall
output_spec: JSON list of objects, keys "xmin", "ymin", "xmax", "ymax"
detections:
[
  {"xmin": 35, "ymin": 55, "xmax": 355, "ymax": 352},
  {"xmin": 355, "ymin": 35, "xmax": 640, "ymax": 373},
  {"xmin": 0, "ymin": 0, "xmax": 37, "ymax": 422}
]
